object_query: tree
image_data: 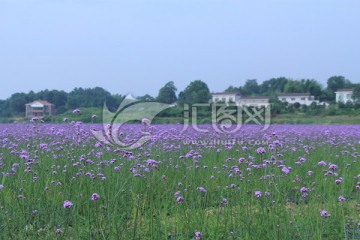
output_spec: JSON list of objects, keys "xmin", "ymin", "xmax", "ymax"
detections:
[
  {"xmin": 137, "ymin": 94, "xmax": 155, "ymax": 102},
  {"xmin": 9, "ymin": 93, "xmax": 27, "ymax": 113},
  {"xmin": 259, "ymin": 77, "xmax": 289, "ymax": 96},
  {"xmin": 106, "ymin": 94, "xmax": 125, "ymax": 111},
  {"xmin": 352, "ymin": 84, "xmax": 360, "ymax": 103},
  {"xmin": 0, "ymin": 100, "xmax": 11, "ymax": 118},
  {"xmin": 177, "ymin": 80, "xmax": 211, "ymax": 105},
  {"xmin": 241, "ymin": 79, "xmax": 259, "ymax": 95},
  {"xmin": 51, "ymin": 90, "xmax": 68, "ymax": 107},
  {"xmin": 35, "ymin": 89, "xmax": 68, "ymax": 107},
  {"xmin": 327, "ymin": 76, "xmax": 351, "ymax": 93},
  {"xmin": 293, "ymin": 102, "xmax": 301, "ymax": 109},
  {"xmin": 67, "ymin": 87, "xmax": 111, "ymax": 108},
  {"xmin": 224, "ymin": 85, "xmax": 240, "ymax": 93},
  {"xmin": 301, "ymin": 79, "xmax": 322, "ymax": 97},
  {"xmin": 284, "ymin": 80, "xmax": 304, "ymax": 93},
  {"xmin": 156, "ymin": 81, "xmax": 177, "ymax": 104},
  {"xmin": 326, "ymin": 76, "xmax": 352, "ymax": 101},
  {"xmin": 270, "ymin": 98, "xmax": 287, "ymax": 115},
  {"xmin": 310, "ymin": 101, "xmax": 318, "ymax": 110},
  {"xmin": 319, "ymin": 89, "xmax": 334, "ymax": 102}
]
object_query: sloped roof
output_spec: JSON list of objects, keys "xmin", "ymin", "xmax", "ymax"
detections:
[
  {"xmin": 240, "ymin": 96, "xmax": 269, "ymax": 100},
  {"xmin": 335, "ymin": 88, "xmax": 353, "ymax": 92},
  {"xmin": 278, "ymin": 93, "xmax": 310, "ymax": 97},
  {"xmin": 212, "ymin": 92, "xmax": 240, "ymax": 96},
  {"xmin": 25, "ymin": 100, "xmax": 54, "ymax": 106}
]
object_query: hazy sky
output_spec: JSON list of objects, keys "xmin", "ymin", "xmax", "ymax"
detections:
[{"xmin": 1, "ymin": 0, "xmax": 359, "ymax": 100}]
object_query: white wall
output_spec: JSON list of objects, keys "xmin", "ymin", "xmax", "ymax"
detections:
[
  {"xmin": 278, "ymin": 96, "xmax": 319, "ymax": 106},
  {"xmin": 335, "ymin": 91, "xmax": 353, "ymax": 103}
]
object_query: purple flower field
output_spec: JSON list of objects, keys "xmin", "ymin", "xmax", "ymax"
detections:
[{"xmin": 0, "ymin": 123, "xmax": 359, "ymax": 239}]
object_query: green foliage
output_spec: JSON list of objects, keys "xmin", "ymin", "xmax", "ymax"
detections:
[
  {"xmin": 0, "ymin": 76, "xmax": 359, "ymax": 121},
  {"xmin": 177, "ymin": 80, "xmax": 211, "ymax": 106},
  {"xmin": 9, "ymin": 92, "xmax": 27, "ymax": 113},
  {"xmin": 37, "ymin": 89, "xmax": 68, "ymax": 108},
  {"xmin": 66, "ymin": 87, "xmax": 111, "ymax": 109},
  {"xmin": 0, "ymin": 125, "xmax": 359, "ymax": 238},
  {"xmin": 156, "ymin": 81, "xmax": 177, "ymax": 104},
  {"xmin": 351, "ymin": 84, "xmax": 360, "ymax": 102},
  {"xmin": 137, "ymin": 94, "xmax": 155, "ymax": 102},
  {"xmin": 223, "ymin": 85, "xmax": 240, "ymax": 93},
  {"xmin": 327, "ymin": 75, "xmax": 352, "ymax": 92},
  {"xmin": 240, "ymin": 79, "xmax": 260, "ymax": 95},
  {"xmin": 284, "ymin": 80, "xmax": 304, "ymax": 93},
  {"xmin": 156, "ymin": 106, "xmax": 182, "ymax": 118},
  {"xmin": 301, "ymin": 79, "xmax": 322, "ymax": 96},
  {"xmin": 270, "ymin": 98, "xmax": 287, "ymax": 115},
  {"xmin": 0, "ymin": 87, "xmax": 126, "ymax": 118},
  {"xmin": 260, "ymin": 77, "xmax": 289, "ymax": 96},
  {"xmin": 293, "ymin": 102, "xmax": 301, "ymax": 109}
]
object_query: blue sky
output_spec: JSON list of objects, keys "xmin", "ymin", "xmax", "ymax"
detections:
[{"xmin": 0, "ymin": 0, "xmax": 359, "ymax": 100}]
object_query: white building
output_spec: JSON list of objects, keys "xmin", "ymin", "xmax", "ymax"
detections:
[
  {"xmin": 212, "ymin": 92, "xmax": 241, "ymax": 103},
  {"xmin": 278, "ymin": 93, "xmax": 319, "ymax": 106},
  {"xmin": 25, "ymin": 100, "xmax": 55, "ymax": 118},
  {"xmin": 335, "ymin": 88, "xmax": 353, "ymax": 103},
  {"xmin": 211, "ymin": 92, "xmax": 269, "ymax": 106},
  {"xmin": 238, "ymin": 96, "xmax": 270, "ymax": 106}
]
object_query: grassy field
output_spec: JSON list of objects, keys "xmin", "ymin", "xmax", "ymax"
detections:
[
  {"xmin": 4, "ymin": 105, "xmax": 360, "ymax": 125},
  {"xmin": 271, "ymin": 113, "xmax": 360, "ymax": 124},
  {"xmin": 0, "ymin": 123, "xmax": 359, "ymax": 239}
]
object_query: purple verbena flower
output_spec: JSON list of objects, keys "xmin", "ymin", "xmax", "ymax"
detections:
[
  {"xmin": 338, "ymin": 196, "xmax": 346, "ymax": 202},
  {"xmin": 318, "ymin": 161, "xmax": 327, "ymax": 166},
  {"xmin": 329, "ymin": 164, "xmax": 338, "ymax": 170},
  {"xmin": 197, "ymin": 187, "xmax": 207, "ymax": 193},
  {"xmin": 142, "ymin": 118, "xmax": 151, "ymax": 125},
  {"xmin": 256, "ymin": 147, "xmax": 266, "ymax": 154},
  {"xmin": 282, "ymin": 166, "xmax": 290, "ymax": 175},
  {"xmin": 91, "ymin": 193, "xmax": 100, "ymax": 201},
  {"xmin": 63, "ymin": 200, "xmax": 73, "ymax": 208},
  {"xmin": 320, "ymin": 210, "xmax": 331, "ymax": 218},
  {"xmin": 221, "ymin": 198, "xmax": 228, "ymax": 206},
  {"xmin": 254, "ymin": 190, "xmax": 262, "ymax": 198},
  {"xmin": 335, "ymin": 179, "xmax": 342, "ymax": 185},
  {"xmin": 194, "ymin": 230, "xmax": 202, "ymax": 239},
  {"xmin": 146, "ymin": 159, "xmax": 159, "ymax": 166},
  {"xmin": 300, "ymin": 187, "xmax": 309, "ymax": 193}
]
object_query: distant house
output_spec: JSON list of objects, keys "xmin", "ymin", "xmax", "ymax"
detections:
[
  {"xmin": 211, "ymin": 92, "xmax": 269, "ymax": 107},
  {"xmin": 335, "ymin": 88, "xmax": 353, "ymax": 103},
  {"xmin": 278, "ymin": 93, "xmax": 319, "ymax": 106},
  {"xmin": 238, "ymin": 96, "xmax": 270, "ymax": 106},
  {"xmin": 212, "ymin": 92, "xmax": 241, "ymax": 104},
  {"xmin": 25, "ymin": 100, "xmax": 55, "ymax": 118}
]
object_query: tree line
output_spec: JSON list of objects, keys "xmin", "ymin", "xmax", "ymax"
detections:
[
  {"xmin": 151, "ymin": 76, "xmax": 360, "ymax": 105},
  {"xmin": 0, "ymin": 76, "xmax": 359, "ymax": 118},
  {"xmin": 0, "ymin": 87, "xmax": 125, "ymax": 118}
]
